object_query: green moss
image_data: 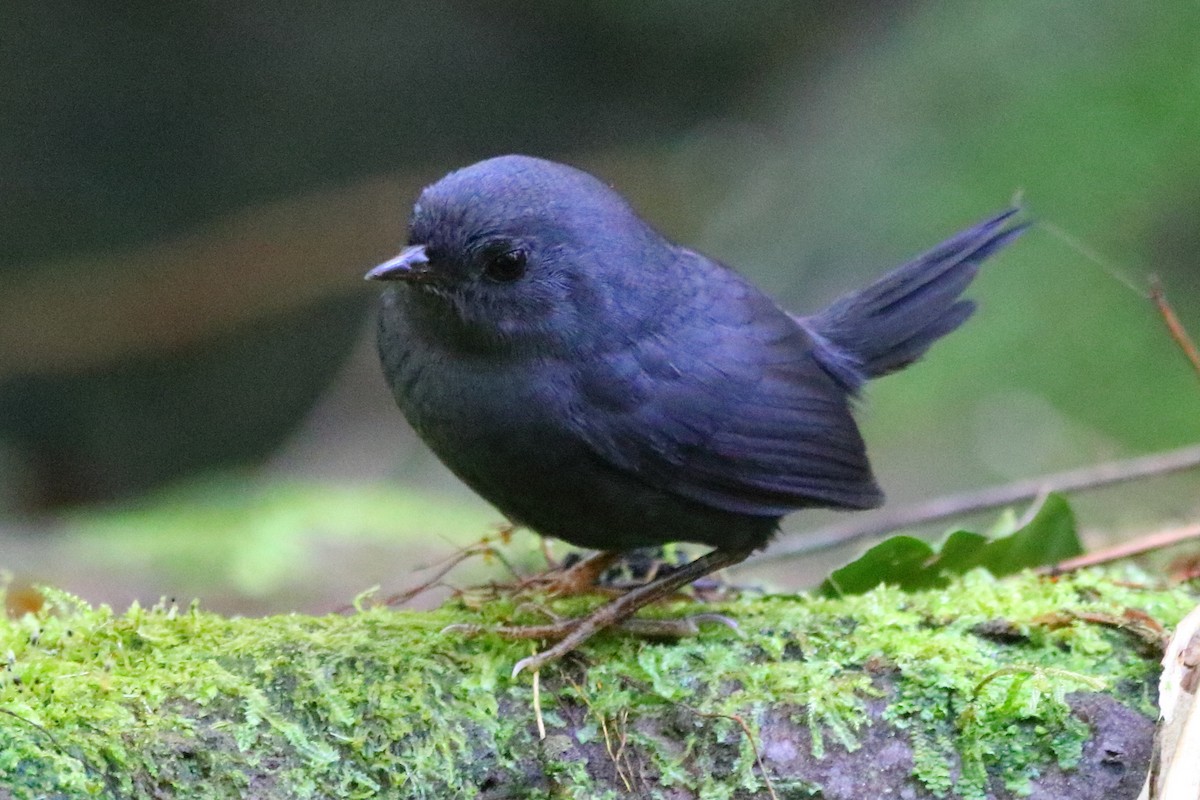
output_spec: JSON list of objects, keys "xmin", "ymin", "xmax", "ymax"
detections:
[{"xmin": 0, "ymin": 570, "xmax": 1194, "ymax": 799}]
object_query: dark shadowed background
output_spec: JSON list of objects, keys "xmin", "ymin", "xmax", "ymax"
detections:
[{"xmin": 3, "ymin": 1, "xmax": 1199, "ymax": 613}]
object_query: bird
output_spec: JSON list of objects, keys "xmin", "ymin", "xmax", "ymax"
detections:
[{"xmin": 366, "ymin": 154, "xmax": 1026, "ymax": 676}]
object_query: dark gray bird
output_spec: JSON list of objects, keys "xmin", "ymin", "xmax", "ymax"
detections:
[{"xmin": 367, "ymin": 155, "xmax": 1025, "ymax": 675}]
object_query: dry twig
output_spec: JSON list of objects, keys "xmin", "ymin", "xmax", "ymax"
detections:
[
  {"xmin": 757, "ymin": 445, "xmax": 1200, "ymax": 563},
  {"xmin": 1150, "ymin": 276, "xmax": 1200, "ymax": 381},
  {"xmin": 1045, "ymin": 523, "xmax": 1200, "ymax": 574}
]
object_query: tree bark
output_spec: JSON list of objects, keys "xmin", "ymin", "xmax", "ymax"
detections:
[{"xmin": 0, "ymin": 571, "xmax": 1193, "ymax": 799}]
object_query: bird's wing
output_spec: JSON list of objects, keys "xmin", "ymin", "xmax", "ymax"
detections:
[{"xmin": 568, "ymin": 270, "xmax": 884, "ymax": 517}]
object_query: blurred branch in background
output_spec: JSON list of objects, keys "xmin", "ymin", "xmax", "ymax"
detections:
[
  {"xmin": 756, "ymin": 443, "xmax": 1200, "ymax": 563},
  {"xmin": 0, "ymin": 1, "xmax": 829, "ymax": 513},
  {"xmin": 0, "ymin": 176, "xmax": 408, "ymax": 377}
]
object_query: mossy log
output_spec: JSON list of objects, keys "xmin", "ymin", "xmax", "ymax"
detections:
[{"xmin": 0, "ymin": 571, "xmax": 1194, "ymax": 800}]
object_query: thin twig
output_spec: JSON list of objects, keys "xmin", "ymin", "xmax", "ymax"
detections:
[
  {"xmin": 754, "ymin": 444, "xmax": 1200, "ymax": 563},
  {"xmin": 973, "ymin": 665, "xmax": 1105, "ymax": 696},
  {"xmin": 0, "ymin": 707, "xmax": 65, "ymax": 753},
  {"xmin": 702, "ymin": 711, "xmax": 779, "ymax": 800},
  {"xmin": 532, "ymin": 667, "xmax": 545, "ymax": 741},
  {"xmin": 334, "ymin": 541, "xmax": 501, "ymax": 613},
  {"xmin": 1045, "ymin": 523, "xmax": 1200, "ymax": 574},
  {"xmin": 381, "ymin": 544, "xmax": 494, "ymax": 607},
  {"xmin": 1150, "ymin": 275, "xmax": 1200, "ymax": 380},
  {"xmin": 1039, "ymin": 220, "xmax": 1146, "ymax": 295},
  {"xmin": 0, "ymin": 707, "xmax": 106, "ymax": 784}
]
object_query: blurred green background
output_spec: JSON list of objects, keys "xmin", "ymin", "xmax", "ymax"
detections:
[{"xmin": 3, "ymin": 0, "xmax": 1199, "ymax": 614}]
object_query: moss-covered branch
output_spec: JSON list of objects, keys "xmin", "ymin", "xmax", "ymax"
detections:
[{"xmin": 0, "ymin": 571, "xmax": 1194, "ymax": 799}]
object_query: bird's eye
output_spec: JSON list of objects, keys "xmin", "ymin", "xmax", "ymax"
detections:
[{"xmin": 482, "ymin": 248, "xmax": 528, "ymax": 282}]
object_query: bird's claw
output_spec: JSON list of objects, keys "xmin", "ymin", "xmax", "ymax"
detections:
[{"xmin": 511, "ymin": 654, "xmax": 539, "ymax": 679}]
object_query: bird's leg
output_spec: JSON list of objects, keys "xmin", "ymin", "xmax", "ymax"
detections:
[
  {"xmin": 519, "ymin": 549, "xmax": 622, "ymax": 596},
  {"xmin": 449, "ymin": 545, "xmax": 755, "ymax": 677},
  {"xmin": 511, "ymin": 546, "xmax": 753, "ymax": 675}
]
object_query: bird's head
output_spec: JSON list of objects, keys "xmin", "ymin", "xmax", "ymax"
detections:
[{"xmin": 367, "ymin": 155, "xmax": 671, "ymax": 354}]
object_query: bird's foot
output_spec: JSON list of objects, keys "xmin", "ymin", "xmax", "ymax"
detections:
[
  {"xmin": 446, "ymin": 545, "xmax": 756, "ymax": 677},
  {"xmin": 519, "ymin": 546, "xmax": 702, "ymax": 596},
  {"xmin": 512, "ymin": 613, "xmax": 739, "ymax": 676},
  {"xmin": 515, "ymin": 550, "xmax": 622, "ymax": 597},
  {"xmin": 445, "ymin": 612, "xmax": 739, "ymax": 676}
]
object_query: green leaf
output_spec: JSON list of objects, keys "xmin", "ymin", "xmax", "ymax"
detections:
[
  {"xmin": 975, "ymin": 493, "xmax": 1082, "ymax": 577},
  {"xmin": 820, "ymin": 535, "xmax": 939, "ymax": 596},
  {"xmin": 819, "ymin": 493, "xmax": 1083, "ymax": 597}
]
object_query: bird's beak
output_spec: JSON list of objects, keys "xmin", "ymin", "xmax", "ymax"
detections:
[{"xmin": 365, "ymin": 244, "xmax": 433, "ymax": 282}]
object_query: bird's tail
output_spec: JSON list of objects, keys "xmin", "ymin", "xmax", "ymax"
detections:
[{"xmin": 800, "ymin": 208, "xmax": 1028, "ymax": 390}]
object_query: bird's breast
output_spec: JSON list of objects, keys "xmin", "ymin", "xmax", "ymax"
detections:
[
  {"xmin": 376, "ymin": 297, "xmax": 781, "ymax": 551},
  {"xmin": 379, "ymin": 308, "xmax": 580, "ymax": 483}
]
